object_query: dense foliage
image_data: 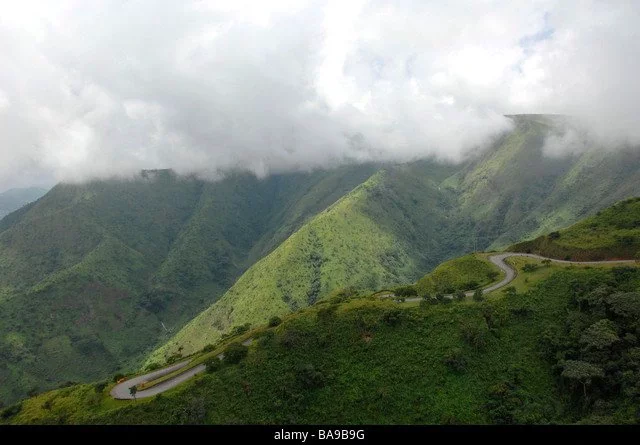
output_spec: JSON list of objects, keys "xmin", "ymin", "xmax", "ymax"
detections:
[
  {"xmin": 511, "ymin": 197, "xmax": 640, "ymax": 260},
  {"xmin": 5, "ymin": 264, "xmax": 640, "ymax": 425},
  {"xmin": 4, "ymin": 114, "xmax": 640, "ymax": 407},
  {"xmin": 0, "ymin": 166, "xmax": 379, "ymax": 405}
]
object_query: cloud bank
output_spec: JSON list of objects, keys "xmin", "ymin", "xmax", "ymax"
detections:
[{"xmin": 0, "ymin": 0, "xmax": 639, "ymax": 189}]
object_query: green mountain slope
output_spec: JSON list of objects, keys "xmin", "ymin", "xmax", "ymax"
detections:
[
  {"xmin": 415, "ymin": 254, "xmax": 502, "ymax": 296},
  {"xmin": 6, "ymin": 260, "xmax": 640, "ymax": 425},
  {"xmin": 151, "ymin": 165, "xmax": 464, "ymax": 360},
  {"xmin": 154, "ymin": 116, "xmax": 640, "ymax": 361},
  {"xmin": 0, "ymin": 166, "xmax": 380, "ymax": 404},
  {"xmin": 0, "ymin": 187, "xmax": 48, "ymax": 220},
  {"xmin": 4, "ymin": 114, "xmax": 640, "ymax": 407},
  {"xmin": 510, "ymin": 197, "xmax": 640, "ymax": 260},
  {"xmin": 451, "ymin": 115, "xmax": 640, "ymax": 249}
]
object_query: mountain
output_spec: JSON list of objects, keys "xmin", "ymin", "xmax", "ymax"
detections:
[
  {"xmin": 5, "ymin": 239, "xmax": 640, "ymax": 424},
  {"xmin": 0, "ymin": 166, "xmax": 379, "ymax": 404},
  {"xmin": 510, "ymin": 197, "xmax": 640, "ymax": 260},
  {"xmin": 153, "ymin": 115, "xmax": 640, "ymax": 362},
  {"xmin": 3, "ymin": 114, "xmax": 640, "ymax": 406},
  {"xmin": 0, "ymin": 187, "xmax": 48, "ymax": 220}
]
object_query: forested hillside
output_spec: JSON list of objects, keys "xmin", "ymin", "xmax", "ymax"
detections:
[{"xmin": 3, "ymin": 115, "xmax": 640, "ymax": 405}]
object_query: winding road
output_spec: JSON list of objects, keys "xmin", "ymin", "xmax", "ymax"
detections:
[
  {"xmin": 111, "ymin": 338, "xmax": 254, "ymax": 400},
  {"xmin": 390, "ymin": 252, "xmax": 635, "ymax": 303},
  {"xmin": 111, "ymin": 253, "xmax": 635, "ymax": 400}
]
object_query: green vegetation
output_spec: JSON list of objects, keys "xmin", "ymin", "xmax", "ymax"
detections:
[
  {"xmin": 5, "ymin": 114, "xmax": 640, "ymax": 406},
  {"xmin": 0, "ymin": 166, "xmax": 380, "ymax": 405},
  {"xmin": 5, "ymin": 263, "xmax": 640, "ymax": 424},
  {"xmin": 511, "ymin": 197, "xmax": 640, "ymax": 260},
  {"xmin": 415, "ymin": 254, "xmax": 501, "ymax": 296}
]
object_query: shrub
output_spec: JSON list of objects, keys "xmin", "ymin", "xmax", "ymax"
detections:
[
  {"xmin": 473, "ymin": 288, "xmax": 484, "ymax": 302},
  {"xmin": 41, "ymin": 399, "xmax": 53, "ymax": 410},
  {"xmin": 487, "ymin": 271, "xmax": 500, "ymax": 281},
  {"xmin": 295, "ymin": 363, "xmax": 325, "ymax": 389},
  {"xmin": 201, "ymin": 344, "xmax": 215, "ymax": 353},
  {"xmin": 503, "ymin": 286, "xmax": 517, "ymax": 297},
  {"xmin": 549, "ymin": 231, "xmax": 561, "ymax": 240},
  {"xmin": 230, "ymin": 323, "xmax": 251, "ymax": 337},
  {"xmin": 257, "ymin": 329, "xmax": 276, "ymax": 348},
  {"xmin": 465, "ymin": 280, "xmax": 480, "ymax": 290},
  {"xmin": 268, "ymin": 316, "xmax": 282, "ymax": 327},
  {"xmin": 443, "ymin": 348, "xmax": 467, "ymax": 373},
  {"xmin": 205, "ymin": 358, "xmax": 222, "ymax": 373},
  {"xmin": 394, "ymin": 285, "xmax": 417, "ymax": 297},
  {"xmin": 461, "ymin": 321, "xmax": 488, "ymax": 350},
  {"xmin": 522, "ymin": 263, "xmax": 538, "ymax": 273},
  {"xmin": 381, "ymin": 308, "xmax": 403, "ymax": 326},
  {"xmin": 145, "ymin": 362, "xmax": 161, "ymax": 372},
  {"xmin": 317, "ymin": 305, "xmax": 337, "ymax": 322},
  {"xmin": 166, "ymin": 353, "xmax": 183, "ymax": 364},
  {"xmin": 223, "ymin": 342, "xmax": 249, "ymax": 364},
  {"xmin": 455, "ymin": 290, "xmax": 466, "ymax": 301},
  {"xmin": 94, "ymin": 382, "xmax": 107, "ymax": 393},
  {"xmin": 280, "ymin": 328, "xmax": 304, "ymax": 349}
]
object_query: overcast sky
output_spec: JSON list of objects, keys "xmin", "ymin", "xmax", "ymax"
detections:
[{"xmin": 1, "ymin": 0, "xmax": 639, "ymax": 191}]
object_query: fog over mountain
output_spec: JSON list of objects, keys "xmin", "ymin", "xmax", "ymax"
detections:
[{"xmin": 1, "ymin": 0, "xmax": 639, "ymax": 189}]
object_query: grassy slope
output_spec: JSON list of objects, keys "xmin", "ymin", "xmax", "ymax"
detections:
[
  {"xmin": 5, "ymin": 116, "xmax": 640, "ymax": 405},
  {"xmin": 154, "ymin": 115, "xmax": 640, "ymax": 363},
  {"xmin": 151, "ymin": 160, "xmax": 471, "ymax": 361},
  {"xmin": 415, "ymin": 253, "xmax": 503, "ymax": 295},
  {"xmin": 510, "ymin": 197, "xmax": 640, "ymax": 260},
  {"xmin": 8, "ymin": 262, "xmax": 640, "ymax": 425},
  {"xmin": 150, "ymin": 171, "xmax": 417, "ymax": 360},
  {"xmin": 453, "ymin": 115, "xmax": 640, "ymax": 250},
  {"xmin": 0, "ymin": 166, "xmax": 381, "ymax": 405}
]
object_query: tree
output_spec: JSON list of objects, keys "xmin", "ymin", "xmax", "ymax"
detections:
[
  {"xmin": 561, "ymin": 360, "xmax": 604, "ymax": 398},
  {"xmin": 129, "ymin": 385, "xmax": 137, "ymax": 401},
  {"xmin": 223, "ymin": 342, "xmax": 248, "ymax": 364},
  {"xmin": 580, "ymin": 319, "xmax": 620, "ymax": 350},
  {"xmin": 455, "ymin": 290, "xmax": 466, "ymax": 301},
  {"xmin": 394, "ymin": 285, "xmax": 417, "ymax": 297},
  {"xmin": 201, "ymin": 344, "xmax": 215, "ymax": 353},
  {"xmin": 473, "ymin": 288, "xmax": 484, "ymax": 302},
  {"xmin": 606, "ymin": 292, "xmax": 640, "ymax": 319}
]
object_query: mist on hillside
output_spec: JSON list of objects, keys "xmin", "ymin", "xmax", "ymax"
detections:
[{"xmin": 1, "ymin": 0, "xmax": 640, "ymax": 190}]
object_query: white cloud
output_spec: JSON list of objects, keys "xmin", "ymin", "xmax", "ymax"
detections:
[{"xmin": 0, "ymin": 0, "xmax": 639, "ymax": 190}]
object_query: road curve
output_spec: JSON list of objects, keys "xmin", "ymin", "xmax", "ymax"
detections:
[
  {"xmin": 400, "ymin": 252, "xmax": 635, "ymax": 303},
  {"xmin": 110, "ymin": 359, "xmax": 207, "ymax": 400},
  {"xmin": 111, "ymin": 253, "xmax": 635, "ymax": 399},
  {"xmin": 111, "ymin": 337, "xmax": 255, "ymax": 400}
]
